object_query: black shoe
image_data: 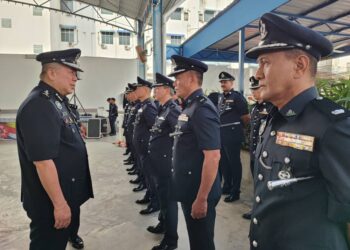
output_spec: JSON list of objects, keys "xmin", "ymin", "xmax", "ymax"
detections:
[
  {"xmin": 147, "ymin": 222, "xmax": 165, "ymax": 234},
  {"xmin": 123, "ymin": 151, "xmax": 129, "ymax": 156},
  {"xmin": 224, "ymin": 194, "xmax": 240, "ymax": 203},
  {"xmin": 124, "ymin": 161, "xmax": 134, "ymax": 165},
  {"xmin": 128, "ymin": 170, "xmax": 138, "ymax": 175},
  {"xmin": 109, "ymin": 132, "xmax": 116, "ymax": 136},
  {"xmin": 242, "ymin": 211, "xmax": 252, "ymax": 220},
  {"xmin": 130, "ymin": 177, "xmax": 141, "ymax": 184},
  {"xmin": 123, "ymin": 157, "xmax": 132, "ymax": 162},
  {"xmin": 133, "ymin": 184, "xmax": 146, "ymax": 192},
  {"xmin": 136, "ymin": 196, "xmax": 150, "ymax": 204},
  {"xmin": 69, "ymin": 235, "xmax": 84, "ymax": 249},
  {"xmin": 151, "ymin": 241, "xmax": 177, "ymax": 250},
  {"xmin": 140, "ymin": 206, "xmax": 160, "ymax": 215},
  {"xmin": 221, "ymin": 187, "xmax": 231, "ymax": 195},
  {"xmin": 126, "ymin": 166, "xmax": 135, "ymax": 171}
]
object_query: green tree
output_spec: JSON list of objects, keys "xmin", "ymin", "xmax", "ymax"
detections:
[{"xmin": 316, "ymin": 78, "xmax": 350, "ymax": 109}]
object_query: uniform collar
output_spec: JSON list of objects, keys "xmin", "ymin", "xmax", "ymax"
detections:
[
  {"xmin": 38, "ymin": 81, "xmax": 68, "ymax": 103},
  {"xmin": 279, "ymin": 86, "xmax": 318, "ymax": 121},
  {"xmin": 161, "ymin": 98, "xmax": 173, "ymax": 109},
  {"xmin": 183, "ymin": 88, "xmax": 203, "ymax": 108},
  {"xmin": 223, "ymin": 89, "xmax": 234, "ymax": 96}
]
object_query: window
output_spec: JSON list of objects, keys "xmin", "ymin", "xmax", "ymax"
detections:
[
  {"xmin": 1, "ymin": 18, "xmax": 11, "ymax": 28},
  {"xmin": 119, "ymin": 32, "xmax": 130, "ymax": 45},
  {"xmin": 184, "ymin": 11, "xmax": 189, "ymax": 21},
  {"xmin": 101, "ymin": 31, "xmax": 114, "ymax": 45},
  {"xmin": 204, "ymin": 10, "xmax": 215, "ymax": 22},
  {"xmin": 170, "ymin": 35, "xmax": 182, "ymax": 45},
  {"xmin": 170, "ymin": 8, "xmax": 182, "ymax": 20},
  {"xmin": 101, "ymin": 8, "xmax": 113, "ymax": 15},
  {"xmin": 61, "ymin": 28, "xmax": 74, "ymax": 42},
  {"xmin": 33, "ymin": 45, "xmax": 43, "ymax": 54},
  {"xmin": 61, "ymin": 0, "xmax": 73, "ymax": 12},
  {"xmin": 33, "ymin": 7, "xmax": 43, "ymax": 16}
]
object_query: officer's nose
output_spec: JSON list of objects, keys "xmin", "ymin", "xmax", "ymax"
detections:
[{"xmin": 255, "ymin": 65, "xmax": 264, "ymax": 80}]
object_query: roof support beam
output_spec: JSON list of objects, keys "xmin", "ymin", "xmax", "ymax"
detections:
[
  {"xmin": 181, "ymin": 0, "xmax": 288, "ymax": 57},
  {"xmin": 238, "ymin": 28, "xmax": 245, "ymax": 94}
]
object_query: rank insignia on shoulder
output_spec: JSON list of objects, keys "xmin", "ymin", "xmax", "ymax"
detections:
[
  {"xmin": 55, "ymin": 101, "xmax": 63, "ymax": 110},
  {"xmin": 41, "ymin": 90, "xmax": 50, "ymax": 98},
  {"xmin": 285, "ymin": 109, "xmax": 296, "ymax": 117},
  {"xmin": 178, "ymin": 114, "xmax": 189, "ymax": 122},
  {"xmin": 276, "ymin": 131, "xmax": 315, "ymax": 152}
]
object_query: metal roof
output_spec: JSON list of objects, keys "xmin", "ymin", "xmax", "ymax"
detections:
[
  {"xmin": 182, "ymin": 0, "xmax": 350, "ymax": 61},
  {"xmin": 76, "ymin": 0, "xmax": 183, "ymax": 22}
]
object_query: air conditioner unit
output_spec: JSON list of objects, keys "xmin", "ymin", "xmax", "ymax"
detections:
[
  {"xmin": 198, "ymin": 12, "xmax": 204, "ymax": 22},
  {"xmin": 101, "ymin": 43, "xmax": 107, "ymax": 49},
  {"xmin": 125, "ymin": 45, "xmax": 131, "ymax": 51},
  {"xmin": 68, "ymin": 42, "xmax": 74, "ymax": 47}
]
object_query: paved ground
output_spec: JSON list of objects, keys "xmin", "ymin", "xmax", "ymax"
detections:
[{"xmin": 0, "ymin": 137, "xmax": 253, "ymax": 250}]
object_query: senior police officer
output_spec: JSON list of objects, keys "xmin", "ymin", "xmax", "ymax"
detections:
[
  {"xmin": 16, "ymin": 49, "xmax": 93, "ymax": 250},
  {"xmin": 217, "ymin": 71, "xmax": 250, "ymax": 202},
  {"xmin": 242, "ymin": 76, "xmax": 274, "ymax": 220},
  {"xmin": 246, "ymin": 13, "xmax": 350, "ymax": 249},
  {"xmin": 132, "ymin": 77, "xmax": 159, "ymax": 214},
  {"xmin": 147, "ymin": 73, "xmax": 181, "ymax": 250},
  {"xmin": 169, "ymin": 55, "xmax": 221, "ymax": 250}
]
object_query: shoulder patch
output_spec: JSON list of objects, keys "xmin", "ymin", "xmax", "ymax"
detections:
[
  {"xmin": 40, "ymin": 90, "xmax": 51, "ymax": 99},
  {"xmin": 197, "ymin": 95, "xmax": 207, "ymax": 104},
  {"xmin": 311, "ymin": 98, "xmax": 349, "ymax": 121}
]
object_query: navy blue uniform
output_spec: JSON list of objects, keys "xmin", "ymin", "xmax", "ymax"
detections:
[
  {"xmin": 16, "ymin": 81, "xmax": 93, "ymax": 250},
  {"xmin": 249, "ymin": 101, "xmax": 274, "ymax": 175},
  {"xmin": 149, "ymin": 99, "xmax": 181, "ymax": 245},
  {"xmin": 171, "ymin": 89, "xmax": 221, "ymax": 250},
  {"xmin": 250, "ymin": 87, "xmax": 350, "ymax": 249},
  {"xmin": 218, "ymin": 89, "xmax": 249, "ymax": 196},
  {"xmin": 133, "ymin": 98, "xmax": 158, "ymax": 205},
  {"xmin": 108, "ymin": 103, "xmax": 118, "ymax": 135}
]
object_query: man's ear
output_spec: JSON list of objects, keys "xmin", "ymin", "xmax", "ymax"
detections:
[{"xmin": 294, "ymin": 54, "xmax": 309, "ymax": 79}]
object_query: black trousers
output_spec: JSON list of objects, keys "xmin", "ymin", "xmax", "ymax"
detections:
[
  {"xmin": 181, "ymin": 200, "xmax": 219, "ymax": 250},
  {"xmin": 109, "ymin": 116, "xmax": 117, "ymax": 134},
  {"xmin": 28, "ymin": 207, "xmax": 80, "ymax": 250},
  {"xmin": 219, "ymin": 142, "xmax": 242, "ymax": 195},
  {"xmin": 141, "ymin": 155, "xmax": 159, "ymax": 208},
  {"xmin": 157, "ymin": 176, "xmax": 178, "ymax": 245}
]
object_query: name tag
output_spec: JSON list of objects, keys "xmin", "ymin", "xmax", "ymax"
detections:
[
  {"xmin": 225, "ymin": 100, "xmax": 234, "ymax": 103},
  {"xmin": 276, "ymin": 131, "xmax": 315, "ymax": 152},
  {"xmin": 178, "ymin": 114, "xmax": 189, "ymax": 122}
]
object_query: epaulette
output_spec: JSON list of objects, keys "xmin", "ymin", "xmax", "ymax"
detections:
[
  {"xmin": 311, "ymin": 97, "xmax": 349, "ymax": 121},
  {"xmin": 197, "ymin": 95, "xmax": 207, "ymax": 104}
]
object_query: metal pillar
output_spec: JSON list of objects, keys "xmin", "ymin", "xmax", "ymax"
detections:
[
  {"xmin": 238, "ymin": 28, "xmax": 245, "ymax": 94},
  {"xmin": 153, "ymin": 0, "xmax": 163, "ymax": 76},
  {"xmin": 137, "ymin": 20, "xmax": 146, "ymax": 79}
]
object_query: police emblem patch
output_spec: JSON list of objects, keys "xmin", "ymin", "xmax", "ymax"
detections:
[{"xmin": 278, "ymin": 170, "xmax": 292, "ymax": 180}]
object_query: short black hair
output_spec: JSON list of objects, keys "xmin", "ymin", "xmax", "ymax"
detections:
[{"xmin": 107, "ymin": 98, "xmax": 111, "ymax": 101}]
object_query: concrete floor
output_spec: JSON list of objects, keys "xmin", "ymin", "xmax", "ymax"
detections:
[{"xmin": 0, "ymin": 137, "xmax": 253, "ymax": 250}]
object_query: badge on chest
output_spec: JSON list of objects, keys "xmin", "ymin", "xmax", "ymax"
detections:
[
  {"xmin": 276, "ymin": 131, "xmax": 315, "ymax": 152},
  {"xmin": 178, "ymin": 114, "xmax": 189, "ymax": 122}
]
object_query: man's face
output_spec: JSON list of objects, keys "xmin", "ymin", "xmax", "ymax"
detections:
[
  {"xmin": 52, "ymin": 64, "xmax": 78, "ymax": 95},
  {"xmin": 154, "ymin": 86, "xmax": 167, "ymax": 101},
  {"xmin": 173, "ymin": 71, "xmax": 192, "ymax": 99},
  {"xmin": 256, "ymin": 51, "xmax": 295, "ymax": 104},
  {"xmin": 220, "ymin": 80, "xmax": 233, "ymax": 92}
]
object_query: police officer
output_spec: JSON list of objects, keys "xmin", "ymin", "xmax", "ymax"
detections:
[
  {"xmin": 217, "ymin": 71, "xmax": 250, "ymax": 202},
  {"xmin": 133, "ymin": 77, "xmax": 159, "ymax": 214},
  {"xmin": 107, "ymin": 97, "xmax": 118, "ymax": 136},
  {"xmin": 147, "ymin": 73, "xmax": 181, "ymax": 250},
  {"xmin": 246, "ymin": 13, "xmax": 350, "ymax": 249},
  {"xmin": 169, "ymin": 55, "xmax": 221, "ymax": 250},
  {"xmin": 242, "ymin": 76, "xmax": 274, "ymax": 220},
  {"xmin": 16, "ymin": 48, "xmax": 93, "ymax": 250},
  {"xmin": 122, "ymin": 87, "xmax": 132, "ymax": 156}
]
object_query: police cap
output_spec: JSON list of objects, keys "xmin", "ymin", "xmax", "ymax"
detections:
[
  {"xmin": 168, "ymin": 55, "xmax": 208, "ymax": 77},
  {"xmin": 36, "ymin": 48, "xmax": 83, "ymax": 72},
  {"xmin": 246, "ymin": 13, "xmax": 333, "ymax": 61}
]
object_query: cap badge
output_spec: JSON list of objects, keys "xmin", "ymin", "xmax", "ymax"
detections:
[{"xmin": 259, "ymin": 20, "xmax": 268, "ymax": 40}]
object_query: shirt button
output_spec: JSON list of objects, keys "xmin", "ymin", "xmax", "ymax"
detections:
[
  {"xmin": 148, "ymin": 150, "xmax": 151, "ymax": 153},
  {"xmin": 253, "ymin": 218, "xmax": 258, "ymax": 225},
  {"xmin": 262, "ymin": 151, "xmax": 268, "ymax": 158},
  {"xmin": 171, "ymin": 157, "xmax": 174, "ymax": 160},
  {"xmin": 188, "ymin": 171, "xmax": 192, "ymax": 175},
  {"xmin": 284, "ymin": 157, "xmax": 291, "ymax": 164},
  {"xmin": 72, "ymin": 178, "xmax": 75, "ymax": 182},
  {"xmin": 258, "ymin": 174, "xmax": 263, "ymax": 181},
  {"xmin": 163, "ymin": 154, "xmax": 167, "ymax": 158},
  {"xmin": 171, "ymin": 168, "xmax": 174, "ymax": 172},
  {"xmin": 270, "ymin": 130, "xmax": 276, "ymax": 136},
  {"xmin": 255, "ymin": 196, "xmax": 261, "ymax": 203},
  {"xmin": 252, "ymin": 240, "xmax": 258, "ymax": 248}
]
